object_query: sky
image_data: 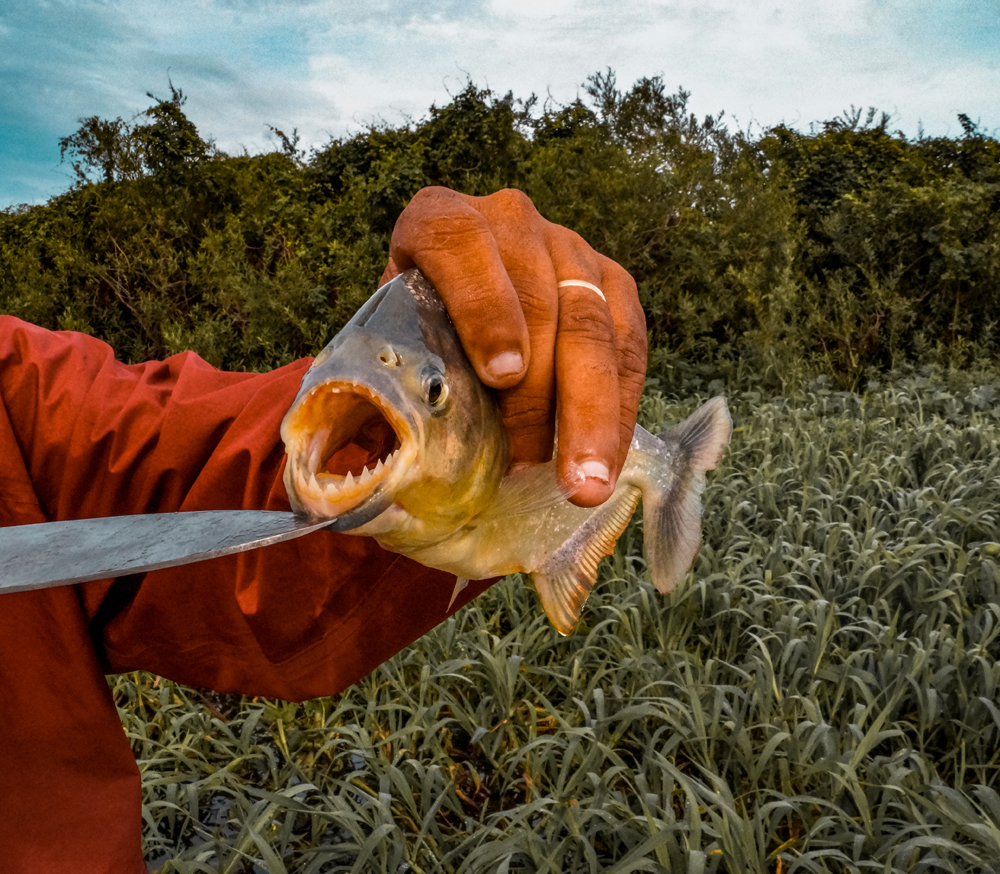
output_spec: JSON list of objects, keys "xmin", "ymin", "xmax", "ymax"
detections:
[{"xmin": 1, "ymin": 0, "xmax": 998, "ymax": 208}]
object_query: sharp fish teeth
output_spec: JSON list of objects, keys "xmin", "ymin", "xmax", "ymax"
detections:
[
  {"xmin": 344, "ymin": 471, "xmax": 355, "ymax": 489},
  {"xmin": 360, "ymin": 465, "xmax": 372, "ymax": 483},
  {"xmin": 374, "ymin": 458, "xmax": 384, "ymax": 475}
]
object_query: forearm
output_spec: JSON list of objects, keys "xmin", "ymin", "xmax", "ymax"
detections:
[
  {"xmin": 0, "ymin": 314, "xmax": 478, "ymax": 696},
  {"xmin": 0, "ymin": 314, "xmax": 295, "ymax": 522},
  {"xmin": 0, "ymin": 315, "xmax": 484, "ymax": 872}
]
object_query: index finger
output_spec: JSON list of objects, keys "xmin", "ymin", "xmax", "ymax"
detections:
[{"xmin": 385, "ymin": 187, "xmax": 530, "ymax": 388}]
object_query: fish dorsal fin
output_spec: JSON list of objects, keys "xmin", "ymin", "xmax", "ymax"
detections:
[
  {"xmin": 531, "ymin": 485, "xmax": 641, "ymax": 635},
  {"xmin": 643, "ymin": 396, "xmax": 732, "ymax": 594},
  {"xmin": 483, "ymin": 460, "xmax": 568, "ymax": 520}
]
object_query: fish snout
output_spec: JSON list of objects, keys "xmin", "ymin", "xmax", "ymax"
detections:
[{"xmin": 281, "ymin": 380, "xmax": 414, "ymax": 519}]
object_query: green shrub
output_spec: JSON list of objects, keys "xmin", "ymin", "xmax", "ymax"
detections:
[{"xmin": 2, "ymin": 75, "xmax": 998, "ymax": 387}]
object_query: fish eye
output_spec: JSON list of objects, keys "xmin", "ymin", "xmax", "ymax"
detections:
[{"xmin": 423, "ymin": 371, "xmax": 449, "ymax": 408}]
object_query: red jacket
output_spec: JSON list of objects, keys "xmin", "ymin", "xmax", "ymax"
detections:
[{"xmin": 0, "ymin": 316, "xmax": 494, "ymax": 873}]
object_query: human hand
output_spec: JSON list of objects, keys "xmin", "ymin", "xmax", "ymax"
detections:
[{"xmin": 380, "ymin": 187, "xmax": 647, "ymax": 508}]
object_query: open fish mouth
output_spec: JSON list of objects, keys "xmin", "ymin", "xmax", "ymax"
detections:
[{"xmin": 282, "ymin": 381, "xmax": 414, "ymax": 518}]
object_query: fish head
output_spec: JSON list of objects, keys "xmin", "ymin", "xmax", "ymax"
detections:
[{"xmin": 281, "ymin": 270, "xmax": 508, "ymax": 533}]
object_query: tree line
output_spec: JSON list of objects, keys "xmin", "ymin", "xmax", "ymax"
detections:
[{"xmin": 1, "ymin": 75, "xmax": 997, "ymax": 389}]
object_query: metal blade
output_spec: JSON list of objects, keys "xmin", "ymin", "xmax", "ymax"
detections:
[{"xmin": 0, "ymin": 510, "xmax": 334, "ymax": 594}]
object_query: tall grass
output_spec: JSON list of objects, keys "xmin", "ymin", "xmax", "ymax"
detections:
[{"xmin": 118, "ymin": 370, "xmax": 1000, "ymax": 873}]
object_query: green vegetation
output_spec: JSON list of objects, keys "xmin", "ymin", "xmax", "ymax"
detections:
[
  {"xmin": 2, "ymin": 75, "xmax": 998, "ymax": 385},
  {"xmin": 3, "ymin": 75, "xmax": 999, "ymax": 871},
  {"xmin": 121, "ymin": 373, "xmax": 1000, "ymax": 872}
]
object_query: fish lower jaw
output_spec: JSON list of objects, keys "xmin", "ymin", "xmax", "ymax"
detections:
[{"xmin": 289, "ymin": 447, "xmax": 405, "ymax": 518}]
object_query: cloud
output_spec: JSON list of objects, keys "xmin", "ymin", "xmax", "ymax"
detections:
[
  {"xmin": 1, "ymin": 0, "xmax": 998, "ymax": 206},
  {"xmin": 298, "ymin": 0, "xmax": 999, "ymax": 139}
]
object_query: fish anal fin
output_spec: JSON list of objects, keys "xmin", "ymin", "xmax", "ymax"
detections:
[{"xmin": 532, "ymin": 486, "xmax": 641, "ymax": 635}]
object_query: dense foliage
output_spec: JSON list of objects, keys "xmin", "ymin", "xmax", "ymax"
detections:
[
  {"xmin": 2, "ymin": 74, "xmax": 998, "ymax": 385},
  {"xmin": 121, "ymin": 371, "xmax": 1000, "ymax": 872}
]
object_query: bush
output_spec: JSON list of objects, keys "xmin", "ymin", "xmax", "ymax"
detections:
[{"xmin": 2, "ymin": 76, "xmax": 998, "ymax": 387}]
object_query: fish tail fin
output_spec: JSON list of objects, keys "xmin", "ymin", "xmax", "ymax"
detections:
[
  {"xmin": 641, "ymin": 396, "xmax": 732, "ymax": 594},
  {"xmin": 528, "ymin": 396, "xmax": 730, "ymax": 635},
  {"xmin": 532, "ymin": 486, "xmax": 642, "ymax": 636}
]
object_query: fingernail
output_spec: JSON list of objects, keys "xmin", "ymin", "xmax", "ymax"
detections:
[
  {"xmin": 578, "ymin": 460, "xmax": 610, "ymax": 484},
  {"xmin": 486, "ymin": 351, "xmax": 523, "ymax": 381},
  {"xmin": 562, "ymin": 460, "xmax": 610, "ymax": 496}
]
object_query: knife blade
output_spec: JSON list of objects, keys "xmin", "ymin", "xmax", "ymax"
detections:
[
  {"xmin": 1, "ymin": 476, "xmax": 395, "ymax": 594},
  {"xmin": 1, "ymin": 510, "xmax": 330, "ymax": 594}
]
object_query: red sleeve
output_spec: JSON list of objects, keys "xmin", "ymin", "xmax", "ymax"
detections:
[{"xmin": 0, "ymin": 315, "xmax": 495, "ymax": 873}]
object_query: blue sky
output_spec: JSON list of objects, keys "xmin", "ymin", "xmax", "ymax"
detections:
[{"xmin": 2, "ymin": 0, "xmax": 998, "ymax": 208}]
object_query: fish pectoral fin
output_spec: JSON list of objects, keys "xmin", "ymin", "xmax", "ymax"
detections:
[
  {"xmin": 484, "ymin": 461, "xmax": 567, "ymax": 520},
  {"xmin": 531, "ymin": 486, "xmax": 641, "ymax": 636},
  {"xmin": 447, "ymin": 577, "xmax": 470, "ymax": 612},
  {"xmin": 644, "ymin": 396, "xmax": 732, "ymax": 594}
]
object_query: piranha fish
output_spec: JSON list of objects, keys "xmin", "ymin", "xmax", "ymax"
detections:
[{"xmin": 280, "ymin": 270, "xmax": 731, "ymax": 635}]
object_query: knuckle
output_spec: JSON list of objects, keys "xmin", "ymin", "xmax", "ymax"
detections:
[
  {"xmin": 512, "ymin": 281, "xmax": 557, "ymax": 324},
  {"xmin": 606, "ymin": 259, "xmax": 638, "ymax": 295},
  {"xmin": 618, "ymin": 343, "xmax": 648, "ymax": 386},
  {"xmin": 396, "ymin": 189, "xmax": 486, "ymax": 244},
  {"xmin": 561, "ymin": 304, "xmax": 616, "ymax": 346},
  {"xmin": 616, "ymin": 300, "xmax": 647, "ymax": 345},
  {"xmin": 483, "ymin": 188, "xmax": 539, "ymax": 223},
  {"xmin": 618, "ymin": 318, "xmax": 648, "ymax": 365},
  {"xmin": 599, "ymin": 260, "xmax": 647, "ymax": 364},
  {"xmin": 545, "ymin": 222, "xmax": 589, "ymax": 252},
  {"xmin": 407, "ymin": 186, "xmax": 460, "ymax": 209},
  {"xmin": 629, "ymin": 306, "xmax": 649, "ymax": 341},
  {"xmin": 591, "ymin": 356, "xmax": 621, "ymax": 381},
  {"xmin": 601, "ymin": 257, "xmax": 642, "ymax": 307},
  {"xmin": 499, "ymin": 394, "xmax": 553, "ymax": 432}
]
